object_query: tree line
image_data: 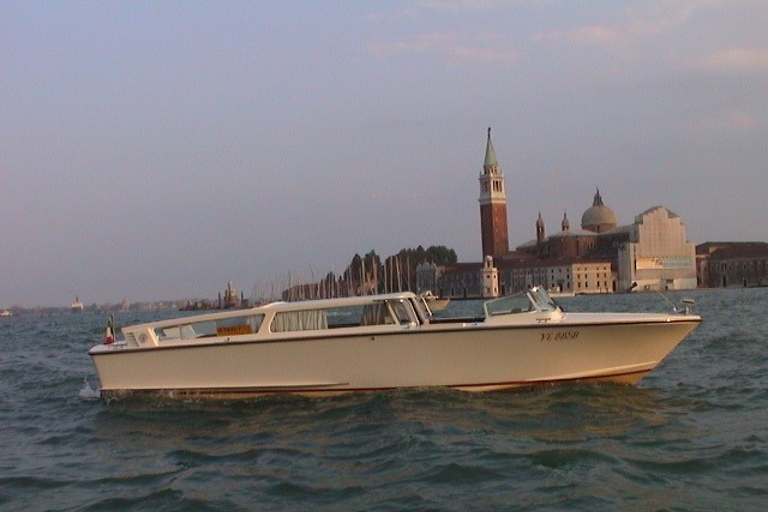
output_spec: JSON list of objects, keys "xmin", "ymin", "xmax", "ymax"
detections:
[{"xmin": 283, "ymin": 245, "xmax": 457, "ymax": 300}]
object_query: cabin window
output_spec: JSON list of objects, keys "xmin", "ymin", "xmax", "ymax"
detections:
[
  {"xmin": 361, "ymin": 304, "xmax": 393, "ymax": 325},
  {"xmin": 158, "ymin": 322, "xmax": 216, "ymax": 340},
  {"xmin": 390, "ymin": 300, "xmax": 416, "ymax": 325},
  {"xmin": 272, "ymin": 310, "xmax": 328, "ymax": 332},
  {"xmin": 325, "ymin": 305, "xmax": 365, "ymax": 328},
  {"xmin": 272, "ymin": 305, "xmax": 384, "ymax": 332},
  {"xmin": 155, "ymin": 314, "xmax": 264, "ymax": 341}
]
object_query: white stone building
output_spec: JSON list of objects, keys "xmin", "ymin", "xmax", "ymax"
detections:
[{"xmin": 617, "ymin": 207, "xmax": 697, "ymax": 292}]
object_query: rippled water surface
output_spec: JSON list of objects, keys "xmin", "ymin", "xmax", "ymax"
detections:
[{"xmin": 1, "ymin": 288, "xmax": 767, "ymax": 511}]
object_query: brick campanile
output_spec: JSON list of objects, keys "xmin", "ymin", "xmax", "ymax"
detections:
[{"xmin": 478, "ymin": 127, "xmax": 509, "ymax": 258}]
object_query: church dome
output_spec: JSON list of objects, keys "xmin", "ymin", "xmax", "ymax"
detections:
[{"xmin": 581, "ymin": 189, "xmax": 617, "ymax": 233}]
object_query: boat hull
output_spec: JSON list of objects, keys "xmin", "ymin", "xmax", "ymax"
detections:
[{"xmin": 91, "ymin": 317, "xmax": 700, "ymax": 399}]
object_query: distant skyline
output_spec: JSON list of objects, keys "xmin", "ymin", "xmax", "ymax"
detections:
[{"xmin": 2, "ymin": 2, "xmax": 766, "ymax": 307}]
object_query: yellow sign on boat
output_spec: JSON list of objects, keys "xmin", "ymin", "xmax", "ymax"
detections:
[{"xmin": 216, "ymin": 324, "xmax": 252, "ymax": 336}]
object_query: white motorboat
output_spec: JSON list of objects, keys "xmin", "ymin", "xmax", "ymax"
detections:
[{"xmin": 88, "ymin": 287, "xmax": 701, "ymax": 400}]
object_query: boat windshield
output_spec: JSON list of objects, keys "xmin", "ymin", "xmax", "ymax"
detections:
[{"xmin": 483, "ymin": 287, "xmax": 559, "ymax": 317}]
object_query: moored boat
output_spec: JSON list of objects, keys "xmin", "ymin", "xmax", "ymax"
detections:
[
  {"xmin": 419, "ymin": 290, "xmax": 450, "ymax": 312},
  {"xmin": 88, "ymin": 287, "xmax": 701, "ymax": 400}
]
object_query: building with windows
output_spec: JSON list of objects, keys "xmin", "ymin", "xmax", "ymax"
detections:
[
  {"xmin": 438, "ymin": 262, "xmax": 484, "ymax": 299},
  {"xmin": 503, "ymin": 260, "xmax": 614, "ymax": 295},
  {"xmin": 429, "ymin": 129, "xmax": 698, "ymax": 298},
  {"xmin": 696, "ymin": 242, "xmax": 768, "ymax": 288}
]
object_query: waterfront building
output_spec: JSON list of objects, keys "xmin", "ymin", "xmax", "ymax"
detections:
[
  {"xmin": 439, "ymin": 262, "xmax": 484, "ymax": 299},
  {"xmin": 616, "ymin": 207, "xmax": 698, "ymax": 292},
  {"xmin": 415, "ymin": 261, "xmax": 443, "ymax": 294},
  {"xmin": 495, "ymin": 190, "xmax": 619, "ymax": 294},
  {"xmin": 502, "ymin": 260, "xmax": 613, "ymax": 295},
  {"xmin": 696, "ymin": 242, "xmax": 768, "ymax": 288},
  {"xmin": 435, "ymin": 129, "xmax": 697, "ymax": 297}
]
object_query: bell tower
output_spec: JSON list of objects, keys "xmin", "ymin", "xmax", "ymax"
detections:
[{"xmin": 479, "ymin": 127, "xmax": 509, "ymax": 258}]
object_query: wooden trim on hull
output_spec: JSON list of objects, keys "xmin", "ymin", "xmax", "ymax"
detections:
[{"xmin": 99, "ymin": 368, "xmax": 651, "ymax": 401}]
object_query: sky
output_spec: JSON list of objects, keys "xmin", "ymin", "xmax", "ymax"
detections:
[{"xmin": 2, "ymin": 1, "xmax": 767, "ymax": 307}]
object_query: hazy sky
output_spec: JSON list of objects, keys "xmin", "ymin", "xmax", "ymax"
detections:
[{"xmin": 2, "ymin": 1, "xmax": 766, "ymax": 307}]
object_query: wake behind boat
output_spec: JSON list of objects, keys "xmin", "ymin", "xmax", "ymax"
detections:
[{"xmin": 88, "ymin": 287, "xmax": 701, "ymax": 400}]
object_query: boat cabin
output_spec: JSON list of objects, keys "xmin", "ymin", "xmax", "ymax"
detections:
[
  {"xmin": 115, "ymin": 288, "xmax": 565, "ymax": 349},
  {"xmin": 121, "ymin": 293, "xmax": 433, "ymax": 348}
]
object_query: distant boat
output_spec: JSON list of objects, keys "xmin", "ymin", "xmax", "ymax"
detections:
[
  {"xmin": 71, "ymin": 297, "xmax": 84, "ymax": 313},
  {"xmin": 0, "ymin": 309, "xmax": 11, "ymax": 317},
  {"xmin": 548, "ymin": 288, "xmax": 576, "ymax": 298},
  {"xmin": 419, "ymin": 290, "xmax": 450, "ymax": 312}
]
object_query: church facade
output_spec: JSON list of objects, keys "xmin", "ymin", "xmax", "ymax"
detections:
[
  {"xmin": 419, "ymin": 129, "xmax": 698, "ymax": 298},
  {"xmin": 616, "ymin": 207, "xmax": 698, "ymax": 292}
]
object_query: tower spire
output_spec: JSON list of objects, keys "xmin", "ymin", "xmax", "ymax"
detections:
[
  {"xmin": 536, "ymin": 212, "xmax": 545, "ymax": 242},
  {"xmin": 484, "ymin": 127, "xmax": 498, "ymax": 168}
]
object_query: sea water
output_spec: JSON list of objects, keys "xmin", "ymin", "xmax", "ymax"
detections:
[{"xmin": 1, "ymin": 288, "xmax": 766, "ymax": 511}]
